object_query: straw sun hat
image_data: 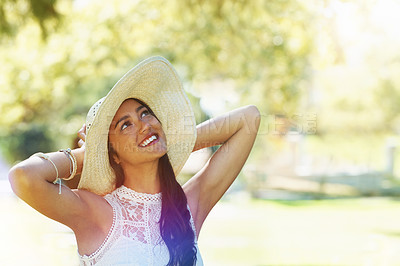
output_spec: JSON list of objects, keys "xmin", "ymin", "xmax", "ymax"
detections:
[{"xmin": 78, "ymin": 56, "xmax": 197, "ymax": 196}]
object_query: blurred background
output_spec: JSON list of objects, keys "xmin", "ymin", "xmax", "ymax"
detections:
[{"xmin": 1, "ymin": 0, "xmax": 400, "ymax": 265}]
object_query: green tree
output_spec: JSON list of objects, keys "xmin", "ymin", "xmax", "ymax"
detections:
[
  {"xmin": 1, "ymin": 0, "xmax": 314, "ymax": 163},
  {"xmin": 0, "ymin": 0, "xmax": 61, "ymax": 39}
]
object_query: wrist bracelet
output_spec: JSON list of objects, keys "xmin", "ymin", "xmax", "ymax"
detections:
[
  {"xmin": 59, "ymin": 148, "xmax": 77, "ymax": 181},
  {"xmin": 30, "ymin": 152, "xmax": 62, "ymax": 194}
]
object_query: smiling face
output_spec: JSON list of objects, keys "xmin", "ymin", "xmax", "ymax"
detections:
[{"xmin": 108, "ymin": 98, "xmax": 168, "ymax": 169}]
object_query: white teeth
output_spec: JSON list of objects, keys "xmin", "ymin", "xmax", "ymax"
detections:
[{"xmin": 140, "ymin": 135, "xmax": 157, "ymax": 147}]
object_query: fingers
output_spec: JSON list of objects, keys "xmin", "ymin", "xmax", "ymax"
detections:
[
  {"xmin": 77, "ymin": 124, "xmax": 86, "ymax": 142},
  {"xmin": 78, "ymin": 139, "xmax": 85, "ymax": 148},
  {"xmin": 77, "ymin": 124, "xmax": 86, "ymax": 148}
]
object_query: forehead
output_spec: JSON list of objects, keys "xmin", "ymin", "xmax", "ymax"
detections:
[{"xmin": 113, "ymin": 99, "xmax": 143, "ymax": 118}]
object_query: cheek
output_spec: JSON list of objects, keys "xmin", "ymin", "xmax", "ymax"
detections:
[
  {"xmin": 109, "ymin": 133, "xmax": 139, "ymax": 153},
  {"xmin": 159, "ymin": 132, "xmax": 168, "ymax": 149},
  {"xmin": 114, "ymin": 141, "xmax": 141, "ymax": 157},
  {"xmin": 121, "ymin": 127, "xmax": 138, "ymax": 137},
  {"xmin": 154, "ymin": 124, "xmax": 166, "ymax": 142},
  {"xmin": 149, "ymin": 119, "xmax": 164, "ymax": 134}
]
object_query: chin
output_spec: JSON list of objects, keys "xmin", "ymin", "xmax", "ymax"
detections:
[{"xmin": 144, "ymin": 145, "xmax": 167, "ymax": 157}]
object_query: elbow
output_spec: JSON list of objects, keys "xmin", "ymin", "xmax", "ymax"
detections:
[
  {"xmin": 246, "ymin": 105, "xmax": 261, "ymax": 118},
  {"xmin": 244, "ymin": 105, "xmax": 261, "ymax": 132},
  {"xmin": 8, "ymin": 165, "xmax": 31, "ymax": 198}
]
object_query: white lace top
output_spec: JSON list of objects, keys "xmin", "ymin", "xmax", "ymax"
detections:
[{"xmin": 78, "ymin": 186, "xmax": 203, "ymax": 266}]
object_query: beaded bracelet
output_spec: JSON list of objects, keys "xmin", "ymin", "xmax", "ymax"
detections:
[
  {"xmin": 30, "ymin": 152, "xmax": 62, "ymax": 194},
  {"xmin": 59, "ymin": 148, "xmax": 77, "ymax": 181}
]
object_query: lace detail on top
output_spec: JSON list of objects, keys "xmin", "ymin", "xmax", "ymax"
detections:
[{"xmin": 78, "ymin": 186, "xmax": 203, "ymax": 266}]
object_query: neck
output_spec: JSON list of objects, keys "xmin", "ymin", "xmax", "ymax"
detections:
[{"xmin": 121, "ymin": 159, "xmax": 161, "ymax": 194}]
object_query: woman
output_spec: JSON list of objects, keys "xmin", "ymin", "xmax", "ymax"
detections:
[{"xmin": 8, "ymin": 56, "xmax": 260, "ymax": 265}]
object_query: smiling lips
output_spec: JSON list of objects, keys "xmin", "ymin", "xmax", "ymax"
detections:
[{"xmin": 139, "ymin": 134, "xmax": 158, "ymax": 147}]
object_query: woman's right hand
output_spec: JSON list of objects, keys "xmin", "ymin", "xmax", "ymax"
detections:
[
  {"xmin": 72, "ymin": 124, "xmax": 86, "ymax": 175},
  {"xmin": 9, "ymin": 122, "xmax": 86, "ymax": 226},
  {"xmin": 77, "ymin": 124, "xmax": 86, "ymax": 148}
]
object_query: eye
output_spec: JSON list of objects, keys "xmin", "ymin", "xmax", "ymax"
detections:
[
  {"xmin": 140, "ymin": 109, "xmax": 151, "ymax": 119},
  {"xmin": 121, "ymin": 121, "xmax": 131, "ymax": 131}
]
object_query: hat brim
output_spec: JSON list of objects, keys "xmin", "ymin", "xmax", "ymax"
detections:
[{"xmin": 78, "ymin": 56, "xmax": 197, "ymax": 196}]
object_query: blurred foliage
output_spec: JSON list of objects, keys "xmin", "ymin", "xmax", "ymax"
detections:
[
  {"xmin": 0, "ymin": 0, "xmax": 314, "ymax": 163},
  {"xmin": 0, "ymin": 123, "xmax": 53, "ymax": 161},
  {"xmin": 2, "ymin": 0, "xmax": 399, "ymax": 178},
  {"xmin": 309, "ymin": 0, "xmax": 400, "ymax": 137},
  {"xmin": 0, "ymin": 0, "xmax": 61, "ymax": 39}
]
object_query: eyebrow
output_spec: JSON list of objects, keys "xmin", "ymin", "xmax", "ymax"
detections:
[{"xmin": 114, "ymin": 105, "xmax": 146, "ymax": 129}]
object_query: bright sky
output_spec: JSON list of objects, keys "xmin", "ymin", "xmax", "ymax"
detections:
[{"xmin": 328, "ymin": 0, "xmax": 400, "ymax": 66}]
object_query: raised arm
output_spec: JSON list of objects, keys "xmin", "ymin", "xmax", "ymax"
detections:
[
  {"xmin": 183, "ymin": 105, "xmax": 260, "ymax": 234},
  {"xmin": 8, "ymin": 126, "xmax": 109, "ymax": 232}
]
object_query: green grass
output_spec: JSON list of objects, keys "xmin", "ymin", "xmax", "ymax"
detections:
[
  {"xmin": 199, "ymin": 197, "xmax": 400, "ymax": 266},
  {"xmin": 2, "ymin": 194, "xmax": 400, "ymax": 265}
]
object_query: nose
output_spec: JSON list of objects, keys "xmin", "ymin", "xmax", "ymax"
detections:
[{"xmin": 139, "ymin": 120, "xmax": 151, "ymax": 134}]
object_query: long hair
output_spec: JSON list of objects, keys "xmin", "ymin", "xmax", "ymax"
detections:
[
  {"xmin": 158, "ymin": 153, "xmax": 197, "ymax": 265},
  {"xmin": 108, "ymin": 98, "xmax": 197, "ymax": 265}
]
